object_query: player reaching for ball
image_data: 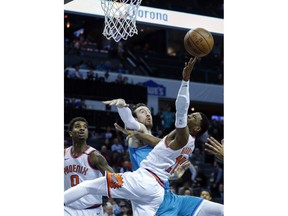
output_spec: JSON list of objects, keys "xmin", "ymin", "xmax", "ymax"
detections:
[
  {"xmin": 64, "ymin": 57, "xmax": 222, "ymax": 215},
  {"xmin": 107, "ymin": 57, "xmax": 224, "ymax": 216}
]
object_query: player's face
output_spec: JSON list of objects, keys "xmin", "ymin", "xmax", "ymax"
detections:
[
  {"xmin": 135, "ymin": 106, "xmax": 153, "ymax": 128},
  {"xmin": 70, "ymin": 121, "xmax": 88, "ymax": 140},
  {"xmin": 187, "ymin": 112, "xmax": 202, "ymax": 134},
  {"xmin": 200, "ymin": 191, "xmax": 212, "ymax": 200}
]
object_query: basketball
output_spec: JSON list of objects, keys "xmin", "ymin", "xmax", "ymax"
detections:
[{"xmin": 184, "ymin": 28, "xmax": 214, "ymax": 57}]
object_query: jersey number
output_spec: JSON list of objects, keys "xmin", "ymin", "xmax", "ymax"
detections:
[
  {"xmin": 166, "ymin": 155, "xmax": 186, "ymax": 174},
  {"xmin": 70, "ymin": 175, "xmax": 80, "ymax": 187}
]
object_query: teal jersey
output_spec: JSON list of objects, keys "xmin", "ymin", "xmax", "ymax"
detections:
[{"xmin": 128, "ymin": 144, "xmax": 153, "ymax": 170}]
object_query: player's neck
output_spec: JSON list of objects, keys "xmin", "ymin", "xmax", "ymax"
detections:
[
  {"xmin": 145, "ymin": 126, "xmax": 152, "ymax": 134},
  {"xmin": 72, "ymin": 141, "xmax": 88, "ymax": 155}
]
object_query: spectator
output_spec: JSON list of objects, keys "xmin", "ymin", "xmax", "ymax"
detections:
[
  {"xmin": 103, "ymin": 138, "xmax": 112, "ymax": 151},
  {"xmin": 111, "ymin": 137, "xmax": 124, "ymax": 154},
  {"xmin": 184, "ymin": 189, "xmax": 193, "ymax": 196},
  {"xmin": 119, "ymin": 160, "xmax": 132, "ymax": 173},
  {"xmin": 104, "ymin": 203, "xmax": 116, "ymax": 216},
  {"xmin": 107, "ymin": 198, "xmax": 121, "ymax": 215},
  {"xmin": 199, "ymin": 189, "xmax": 212, "ymax": 201},
  {"xmin": 118, "ymin": 200, "xmax": 131, "ymax": 215},
  {"xmin": 209, "ymin": 160, "xmax": 224, "ymax": 198},
  {"xmin": 193, "ymin": 165, "xmax": 209, "ymax": 188},
  {"xmin": 100, "ymin": 145, "xmax": 113, "ymax": 165},
  {"xmin": 178, "ymin": 181, "xmax": 193, "ymax": 195},
  {"xmin": 104, "ymin": 127, "xmax": 113, "ymax": 140},
  {"xmin": 218, "ymin": 183, "xmax": 224, "ymax": 201}
]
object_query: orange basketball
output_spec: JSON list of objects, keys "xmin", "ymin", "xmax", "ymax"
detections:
[{"xmin": 184, "ymin": 28, "xmax": 214, "ymax": 57}]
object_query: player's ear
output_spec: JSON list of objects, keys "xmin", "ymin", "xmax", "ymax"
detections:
[{"xmin": 68, "ymin": 131, "xmax": 72, "ymax": 137}]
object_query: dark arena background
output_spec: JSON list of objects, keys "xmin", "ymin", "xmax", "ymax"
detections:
[{"xmin": 64, "ymin": 0, "xmax": 224, "ymax": 214}]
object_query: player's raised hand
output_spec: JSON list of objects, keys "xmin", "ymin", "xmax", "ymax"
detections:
[
  {"xmin": 103, "ymin": 98, "xmax": 129, "ymax": 108},
  {"xmin": 182, "ymin": 56, "xmax": 198, "ymax": 81},
  {"xmin": 114, "ymin": 123, "xmax": 137, "ymax": 140},
  {"xmin": 170, "ymin": 159, "xmax": 191, "ymax": 179},
  {"xmin": 205, "ymin": 136, "xmax": 224, "ymax": 162}
]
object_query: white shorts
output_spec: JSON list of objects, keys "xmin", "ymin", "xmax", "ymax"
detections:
[
  {"xmin": 64, "ymin": 205, "xmax": 104, "ymax": 216},
  {"xmin": 106, "ymin": 168, "xmax": 164, "ymax": 216},
  {"xmin": 68, "ymin": 168, "xmax": 164, "ymax": 216}
]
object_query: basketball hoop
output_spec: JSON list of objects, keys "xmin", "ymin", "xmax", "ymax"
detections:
[{"xmin": 101, "ymin": 0, "xmax": 142, "ymax": 42}]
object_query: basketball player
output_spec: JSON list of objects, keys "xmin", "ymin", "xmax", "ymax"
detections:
[
  {"xmin": 64, "ymin": 117, "xmax": 114, "ymax": 216},
  {"xmin": 64, "ymin": 57, "xmax": 211, "ymax": 216},
  {"xmin": 105, "ymin": 57, "xmax": 224, "ymax": 216}
]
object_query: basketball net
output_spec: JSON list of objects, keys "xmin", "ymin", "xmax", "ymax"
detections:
[{"xmin": 101, "ymin": 0, "xmax": 142, "ymax": 42}]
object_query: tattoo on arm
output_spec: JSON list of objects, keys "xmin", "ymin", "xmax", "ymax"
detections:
[{"xmin": 90, "ymin": 152, "xmax": 114, "ymax": 175}]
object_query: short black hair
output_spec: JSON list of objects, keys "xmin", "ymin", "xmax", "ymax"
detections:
[
  {"xmin": 197, "ymin": 112, "xmax": 209, "ymax": 137},
  {"xmin": 68, "ymin": 117, "xmax": 88, "ymax": 132},
  {"xmin": 200, "ymin": 188, "xmax": 212, "ymax": 196},
  {"xmin": 131, "ymin": 103, "xmax": 148, "ymax": 118}
]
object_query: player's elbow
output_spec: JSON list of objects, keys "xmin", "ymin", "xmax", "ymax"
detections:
[{"xmin": 125, "ymin": 121, "xmax": 140, "ymax": 131}]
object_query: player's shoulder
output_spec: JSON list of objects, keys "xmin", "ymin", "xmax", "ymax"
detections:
[
  {"xmin": 64, "ymin": 147, "xmax": 71, "ymax": 156},
  {"xmin": 84, "ymin": 146, "xmax": 98, "ymax": 154},
  {"xmin": 138, "ymin": 123, "xmax": 149, "ymax": 133},
  {"xmin": 86, "ymin": 148, "xmax": 102, "ymax": 169},
  {"xmin": 88, "ymin": 149, "xmax": 104, "ymax": 161}
]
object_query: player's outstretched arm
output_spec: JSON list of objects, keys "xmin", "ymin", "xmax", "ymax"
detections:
[
  {"xmin": 89, "ymin": 152, "xmax": 114, "ymax": 175},
  {"xmin": 103, "ymin": 98, "xmax": 143, "ymax": 131},
  {"xmin": 205, "ymin": 136, "xmax": 224, "ymax": 162},
  {"xmin": 182, "ymin": 57, "xmax": 198, "ymax": 81},
  {"xmin": 114, "ymin": 123, "xmax": 161, "ymax": 147},
  {"xmin": 169, "ymin": 57, "xmax": 198, "ymax": 150}
]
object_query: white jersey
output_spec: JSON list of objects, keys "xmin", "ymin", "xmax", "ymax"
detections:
[
  {"xmin": 64, "ymin": 146, "xmax": 103, "ymax": 210},
  {"xmin": 140, "ymin": 134, "xmax": 195, "ymax": 183}
]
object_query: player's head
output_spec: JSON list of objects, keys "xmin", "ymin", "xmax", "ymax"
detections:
[
  {"xmin": 200, "ymin": 189, "xmax": 212, "ymax": 201},
  {"xmin": 187, "ymin": 112, "xmax": 209, "ymax": 137},
  {"xmin": 131, "ymin": 103, "xmax": 153, "ymax": 128},
  {"xmin": 68, "ymin": 117, "xmax": 89, "ymax": 141}
]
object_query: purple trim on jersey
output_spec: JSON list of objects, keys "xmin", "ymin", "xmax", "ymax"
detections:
[
  {"xmin": 105, "ymin": 171, "xmax": 111, "ymax": 198},
  {"xmin": 145, "ymin": 168, "xmax": 164, "ymax": 187},
  {"xmin": 164, "ymin": 136, "xmax": 169, "ymax": 148},
  {"xmin": 85, "ymin": 203, "xmax": 102, "ymax": 209}
]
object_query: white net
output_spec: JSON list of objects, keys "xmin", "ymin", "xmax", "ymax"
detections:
[{"xmin": 101, "ymin": 0, "xmax": 142, "ymax": 42}]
